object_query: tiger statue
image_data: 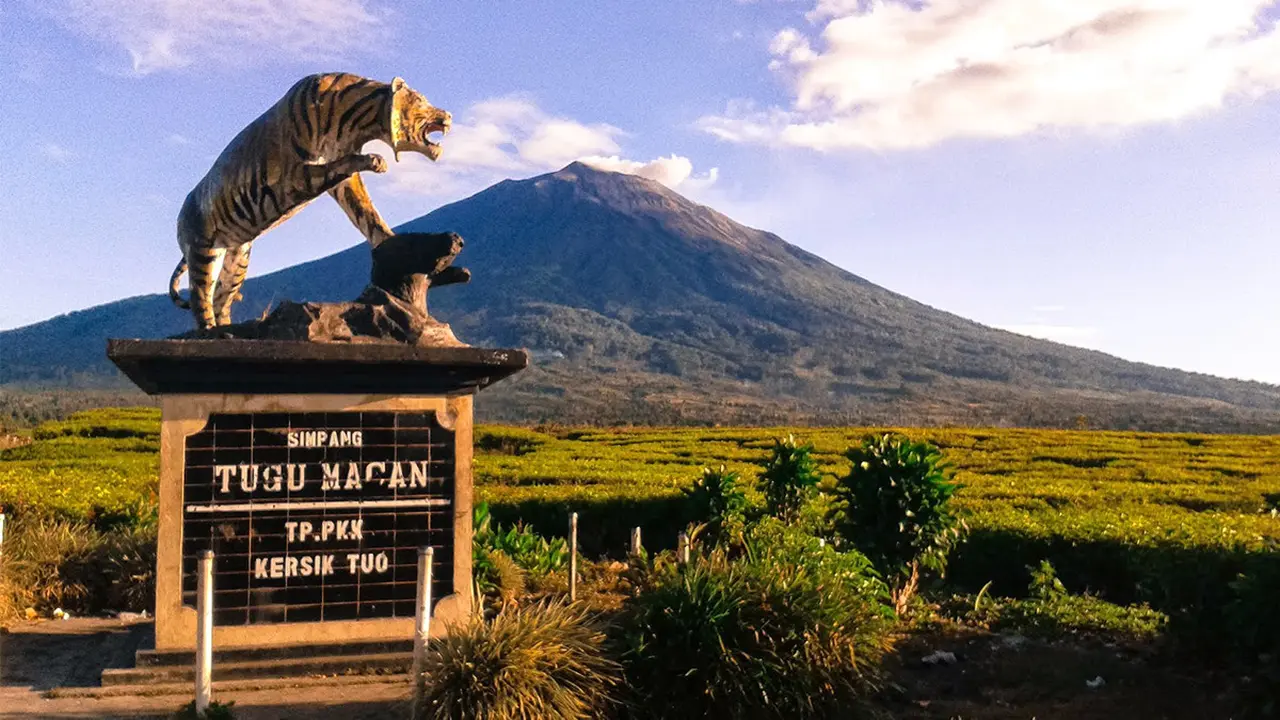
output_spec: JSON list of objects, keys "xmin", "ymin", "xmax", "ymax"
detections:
[{"xmin": 167, "ymin": 72, "xmax": 452, "ymax": 330}]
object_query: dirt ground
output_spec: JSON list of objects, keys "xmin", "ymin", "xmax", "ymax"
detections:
[{"xmin": 0, "ymin": 617, "xmax": 1246, "ymax": 719}]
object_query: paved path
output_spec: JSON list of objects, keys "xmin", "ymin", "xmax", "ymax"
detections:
[{"xmin": 1, "ymin": 618, "xmax": 408, "ymax": 719}]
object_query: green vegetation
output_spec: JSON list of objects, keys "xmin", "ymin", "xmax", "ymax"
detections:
[
  {"xmin": 419, "ymin": 601, "xmax": 622, "ymax": 720},
  {"xmin": 757, "ymin": 434, "xmax": 821, "ymax": 524},
  {"xmin": 4, "ymin": 408, "xmax": 1280, "ymax": 714},
  {"xmin": 621, "ymin": 534, "xmax": 891, "ymax": 719},
  {"xmin": 0, "ymin": 407, "xmax": 158, "ymax": 525},
  {"xmin": 831, "ymin": 433, "xmax": 965, "ymax": 614},
  {"xmin": 681, "ymin": 465, "xmax": 747, "ymax": 540}
]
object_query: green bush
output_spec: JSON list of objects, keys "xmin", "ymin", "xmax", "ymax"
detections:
[
  {"xmin": 418, "ymin": 601, "xmax": 622, "ymax": 720},
  {"xmin": 682, "ymin": 465, "xmax": 747, "ymax": 539},
  {"xmin": 620, "ymin": 528, "xmax": 892, "ymax": 719},
  {"xmin": 473, "ymin": 502, "xmax": 568, "ymax": 576},
  {"xmin": 831, "ymin": 433, "xmax": 964, "ymax": 614},
  {"xmin": 757, "ymin": 434, "xmax": 821, "ymax": 523}
]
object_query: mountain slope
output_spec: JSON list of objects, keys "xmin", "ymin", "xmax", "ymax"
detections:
[{"xmin": 4, "ymin": 162, "xmax": 1278, "ymax": 431}]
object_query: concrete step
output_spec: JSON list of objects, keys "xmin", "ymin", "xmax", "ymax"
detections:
[
  {"xmin": 135, "ymin": 638, "xmax": 413, "ymax": 667},
  {"xmin": 100, "ymin": 651, "xmax": 412, "ymax": 686},
  {"xmin": 50, "ymin": 672, "xmax": 410, "ymax": 699}
]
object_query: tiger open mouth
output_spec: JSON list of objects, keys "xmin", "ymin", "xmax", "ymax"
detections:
[{"xmin": 420, "ymin": 119, "xmax": 450, "ymax": 160}]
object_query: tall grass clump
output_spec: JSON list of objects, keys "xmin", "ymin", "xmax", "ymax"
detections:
[
  {"xmin": 418, "ymin": 601, "xmax": 622, "ymax": 720},
  {"xmin": 0, "ymin": 516, "xmax": 157, "ymax": 620},
  {"xmin": 621, "ymin": 527, "xmax": 893, "ymax": 719},
  {"xmin": 757, "ymin": 434, "xmax": 821, "ymax": 524},
  {"xmin": 831, "ymin": 433, "xmax": 964, "ymax": 614}
]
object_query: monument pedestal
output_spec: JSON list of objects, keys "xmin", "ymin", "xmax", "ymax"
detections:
[{"xmin": 108, "ymin": 339, "xmax": 527, "ymax": 653}]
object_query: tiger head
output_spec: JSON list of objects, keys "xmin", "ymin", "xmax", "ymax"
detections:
[{"xmin": 388, "ymin": 77, "xmax": 452, "ymax": 163}]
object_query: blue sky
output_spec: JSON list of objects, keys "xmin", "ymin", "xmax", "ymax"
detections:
[{"xmin": 1, "ymin": 0, "xmax": 1278, "ymax": 384}]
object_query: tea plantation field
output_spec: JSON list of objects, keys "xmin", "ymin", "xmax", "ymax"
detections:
[{"xmin": 3, "ymin": 408, "xmax": 1278, "ymax": 620}]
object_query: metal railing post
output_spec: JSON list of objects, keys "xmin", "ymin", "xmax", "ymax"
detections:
[
  {"xmin": 411, "ymin": 546, "xmax": 434, "ymax": 719},
  {"xmin": 195, "ymin": 550, "xmax": 214, "ymax": 714}
]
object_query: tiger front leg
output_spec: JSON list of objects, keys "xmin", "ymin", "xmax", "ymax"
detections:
[{"xmin": 299, "ymin": 153, "xmax": 388, "ymax": 196}]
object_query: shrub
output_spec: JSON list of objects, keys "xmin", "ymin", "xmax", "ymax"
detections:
[
  {"xmin": 1028, "ymin": 559, "xmax": 1067, "ymax": 601},
  {"xmin": 474, "ymin": 502, "xmax": 568, "ymax": 576},
  {"xmin": 682, "ymin": 465, "xmax": 747, "ymax": 539},
  {"xmin": 0, "ymin": 517, "xmax": 157, "ymax": 620},
  {"xmin": 418, "ymin": 601, "xmax": 622, "ymax": 720},
  {"xmin": 757, "ymin": 435, "xmax": 821, "ymax": 524},
  {"xmin": 621, "ymin": 531, "xmax": 892, "ymax": 719},
  {"xmin": 830, "ymin": 433, "xmax": 964, "ymax": 614}
]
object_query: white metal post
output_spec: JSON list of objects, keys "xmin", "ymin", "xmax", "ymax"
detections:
[
  {"xmin": 195, "ymin": 550, "xmax": 214, "ymax": 714},
  {"xmin": 630, "ymin": 526, "xmax": 641, "ymax": 556},
  {"xmin": 569, "ymin": 513, "xmax": 579, "ymax": 602},
  {"xmin": 411, "ymin": 546, "xmax": 434, "ymax": 719}
]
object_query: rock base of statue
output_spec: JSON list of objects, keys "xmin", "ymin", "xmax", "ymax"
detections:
[
  {"xmin": 177, "ymin": 286, "xmax": 464, "ymax": 347},
  {"xmin": 174, "ymin": 231, "xmax": 472, "ymax": 347}
]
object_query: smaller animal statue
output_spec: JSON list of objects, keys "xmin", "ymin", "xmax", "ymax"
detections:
[{"xmin": 168, "ymin": 73, "xmax": 451, "ymax": 330}]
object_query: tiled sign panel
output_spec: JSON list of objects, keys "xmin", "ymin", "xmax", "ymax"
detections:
[{"xmin": 180, "ymin": 412, "xmax": 455, "ymax": 626}]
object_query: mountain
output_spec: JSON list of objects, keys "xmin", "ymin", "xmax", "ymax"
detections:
[{"xmin": 4, "ymin": 162, "xmax": 1279, "ymax": 431}]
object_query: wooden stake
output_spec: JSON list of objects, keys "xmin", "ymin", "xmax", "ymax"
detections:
[
  {"xmin": 569, "ymin": 513, "xmax": 579, "ymax": 602},
  {"xmin": 0, "ymin": 513, "xmax": 6, "ymax": 561},
  {"xmin": 195, "ymin": 550, "xmax": 214, "ymax": 714},
  {"xmin": 678, "ymin": 532, "xmax": 690, "ymax": 565},
  {"xmin": 411, "ymin": 546, "xmax": 434, "ymax": 719},
  {"xmin": 630, "ymin": 526, "xmax": 642, "ymax": 556}
]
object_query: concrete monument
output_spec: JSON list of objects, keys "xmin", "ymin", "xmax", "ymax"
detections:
[{"xmin": 105, "ymin": 73, "xmax": 527, "ymax": 680}]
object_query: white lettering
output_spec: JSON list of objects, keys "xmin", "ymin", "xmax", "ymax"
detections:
[
  {"xmin": 410, "ymin": 461, "xmax": 428, "ymax": 488},
  {"xmin": 321, "ymin": 520, "xmax": 335, "ymax": 542},
  {"xmin": 299, "ymin": 521, "xmax": 314, "ymax": 540},
  {"xmin": 254, "ymin": 557, "xmax": 270, "ymax": 578},
  {"xmin": 215, "ymin": 465, "xmax": 236, "ymax": 494},
  {"xmin": 344, "ymin": 462, "xmax": 362, "ymax": 490},
  {"xmin": 321, "ymin": 463, "xmax": 341, "ymax": 490},
  {"xmin": 347, "ymin": 553, "xmax": 360, "ymax": 574},
  {"xmin": 287, "ymin": 463, "xmax": 306, "ymax": 491},
  {"xmin": 285, "ymin": 521, "xmax": 298, "ymax": 542},
  {"xmin": 262, "ymin": 464, "xmax": 282, "ymax": 492},
  {"xmin": 365, "ymin": 462, "xmax": 386, "ymax": 484},
  {"xmin": 240, "ymin": 464, "xmax": 258, "ymax": 493},
  {"xmin": 285, "ymin": 429, "xmax": 366, "ymax": 448},
  {"xmin": 269, "ymin": 557, "xmax": 284, "ymax": 579},
  {"xmin": 388, "ymin": 462, "xmax": 406, "ymax": 489}
]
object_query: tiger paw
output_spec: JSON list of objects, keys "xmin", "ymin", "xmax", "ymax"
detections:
[{"xmin": 362, "ymin": 154, "xmax": 388, "ymax": 173}]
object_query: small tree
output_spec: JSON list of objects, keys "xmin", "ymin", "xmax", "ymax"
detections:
[
  {"xmin": 683, "ymin": 465, "xmax": 748, "ymax": 537},
  {"xmin": 830, "ymin": 433, "xmax": 964, "ymax": 615},
  {"xmin": 758, "ymin": 435, "xmax": 821, "ymax": 524}
]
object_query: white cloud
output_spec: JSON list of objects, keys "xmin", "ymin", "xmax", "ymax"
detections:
[
  {"xmin": 44, "ymin": 0, "xmax": 387, "ymax": 75},
  {"xmin": 39, "ymin": 142, "xmax": 75, "ymax": 162},
  {"xmin": 998, "ymin": 323, "xmax": 1100, "ymax": 345},
  {"xmin": 382, "ymin": 96, "xmax": 717, "ymax": 198},
  {"xmin": 578, "ymin": 155, "xmax": 720, "ymax": 190},
  {"xmin": 700, "ymin": 0, "xmax": 1280, "ymax": 151}
]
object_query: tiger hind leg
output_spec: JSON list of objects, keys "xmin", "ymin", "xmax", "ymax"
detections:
[
  {"xmin": 187, "ymin": 244, "xmax": 226, "ymax": 330},
  {"xmin": 212, "ymin": 242, "xmax": 252, "ymax": 326}
]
